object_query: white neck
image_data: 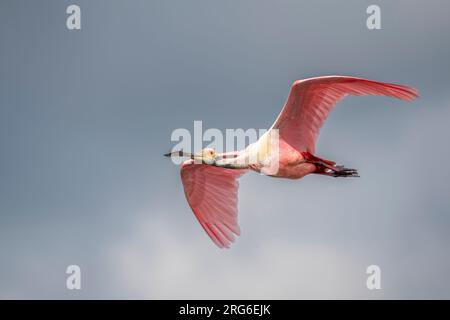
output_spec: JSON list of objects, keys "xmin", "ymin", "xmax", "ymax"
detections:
[{"xmin": 214, "ymin": 150, "xmax": 250, "ymax": 169}]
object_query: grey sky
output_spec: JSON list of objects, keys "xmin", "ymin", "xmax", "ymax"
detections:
[{"xmin": 0, "ymin": 0, "xmax": 449, "ymax": 298}]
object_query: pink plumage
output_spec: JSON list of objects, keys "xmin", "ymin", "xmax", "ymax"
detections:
[
  {"xmin": 172, "ymin": 76, "xmax": 418, "ymax": 248},
  {"xmin": 271, "ymin": 76, "xmax": 419, "ymax": 154},
  {"xmin": 181, "ymin": 159, "xmax": 247, "ymax": 248}
]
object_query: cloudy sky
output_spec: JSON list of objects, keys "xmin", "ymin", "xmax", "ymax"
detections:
[{"xmin": 0, "ymin": 0, "xmax": 449, "ymax": 299}]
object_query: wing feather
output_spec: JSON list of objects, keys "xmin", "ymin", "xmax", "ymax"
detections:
[
  {"xmin": 180, "ymin": 160, "xmax": 247, "ymax": 248},
  {"xmin": 270, "ymin": 76, "xmax": 418, "ymax": 153}
]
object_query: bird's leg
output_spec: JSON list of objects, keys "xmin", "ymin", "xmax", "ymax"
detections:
[
  {"xmin": 315, "ymin": 162, "xmax": 359, "ymax": 178},
  {"xmin": 302, "ymin": 152, "xmax": 359, "ymax": 178}
]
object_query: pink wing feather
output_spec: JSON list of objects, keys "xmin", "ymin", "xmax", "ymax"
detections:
[
  {"xmin": 271, "ymin": 76, "xmax": 419, "ymax": 153},
  {"xmin": 180, "ymin": 159, "xmax": 247, "ymax": 248}
]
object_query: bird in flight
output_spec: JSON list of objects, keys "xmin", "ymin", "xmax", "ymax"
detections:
[{"xmin": 165, "ymin": 76, "xmax": 418, "ymax": 248}]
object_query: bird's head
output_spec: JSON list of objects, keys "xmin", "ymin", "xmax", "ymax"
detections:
[
  {"xmin": 164, "ymin": 148, "xmax": 217, "ymax": 165},
  {"xmin": 196, "ymin": 148, "xmax": 217, "ymax": 164}
]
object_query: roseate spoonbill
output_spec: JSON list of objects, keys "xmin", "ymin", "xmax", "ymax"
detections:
[{"xmin": 165, "ymin": 76, "xmax": 418, "ymax": 248}]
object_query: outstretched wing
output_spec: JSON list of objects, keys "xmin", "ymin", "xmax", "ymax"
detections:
[
  {"xmin": 180, "ymin": 159, "xmax": 247, "ymax": 248},
  {"xmin": 270, "ymin": 76, "xmax": 419, "ymax": 153}
]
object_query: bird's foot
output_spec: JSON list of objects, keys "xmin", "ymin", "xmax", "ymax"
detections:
[
  {"xmin": 303, "ymin": 152, "xmax": 360, "ymax": 178},
  {"xmin": 327, "ymin": 166, "xmax": 359, "ymax": 178}
]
